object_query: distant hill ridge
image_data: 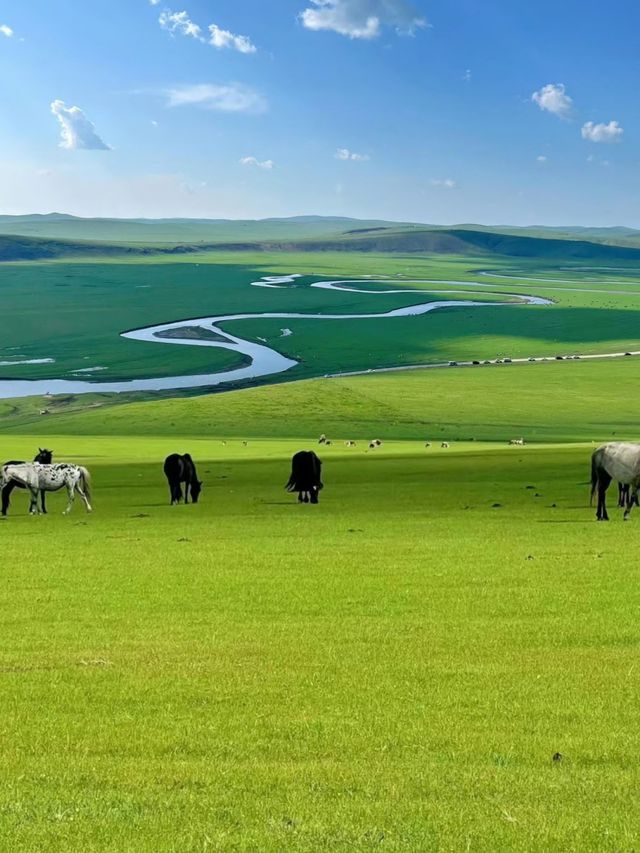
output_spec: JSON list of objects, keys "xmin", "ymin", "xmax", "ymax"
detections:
[{"xmin": 3, "ymin": 225, "xmax": 640, "ymax": 263}]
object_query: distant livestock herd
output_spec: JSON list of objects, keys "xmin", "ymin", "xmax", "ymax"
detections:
[{"xmin": 2, "ymin": 439, "xmax": 640, "ymax": 521}]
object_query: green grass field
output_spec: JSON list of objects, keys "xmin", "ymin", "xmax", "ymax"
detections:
[
  {"xmin": 1, "ymin": 429, "xmax": 639, "ymax": 851},
  {"xmin": 2, "ymin": 249, "xmax": 640, "ymax": 850}
]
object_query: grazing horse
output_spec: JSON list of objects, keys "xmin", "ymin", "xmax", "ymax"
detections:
[
  {"xmin": 591, "ymin": 442, "xmax": 640, "ymax": 521},
  {"xmin": 163, "ymin": 453, "xmax": 202, "ymax": 505},
  {"xmin": 286, "ymin": 451, "xmax": 323, "ymax": 504},
  {"xmin": 1, "ymin": 448, "xmax": 52, "ymax": 516},
  {"xmin": 0, "ymin": 463, "xmax": 92, "ymax": 515}
]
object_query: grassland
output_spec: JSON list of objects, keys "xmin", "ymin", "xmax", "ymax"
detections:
[
  {"xmin": 0, "ymin": 427, "xmax": 639, "ymax": 851},
  {"xmin": 2, "ymin": 244, "xmax": 640, "ymax": 850}
]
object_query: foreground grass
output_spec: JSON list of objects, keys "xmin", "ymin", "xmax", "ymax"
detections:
[{"xmin": 0, "ymin": 435, "xmax": 639, "ymax": 850}]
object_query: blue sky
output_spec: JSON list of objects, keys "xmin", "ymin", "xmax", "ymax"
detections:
[{"xmin": 0, "ymin": 0, "xmax": 638, "ymax": 224}]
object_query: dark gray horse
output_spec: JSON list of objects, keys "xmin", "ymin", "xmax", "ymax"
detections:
[{"xmin": 1, "ymin": 448, "xmax": 53, "ymax": 516}]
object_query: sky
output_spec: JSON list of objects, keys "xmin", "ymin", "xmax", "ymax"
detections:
[{"xmin": 0, "ymin": 0, "xmax": 638, "ymax": 225}]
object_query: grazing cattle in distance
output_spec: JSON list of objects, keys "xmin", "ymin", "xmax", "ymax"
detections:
[
  {"xmin": 345, "ymin": 441, "xmax": 356, "ymax": 447},
  {"xmin": 318, "ymin": 434, "xmax": 327, "ymax": 444},
  {"xmin": 591, "ymin": 442, "xmax": 640, "ymax": 521},
  {"xmin": 164, "ymin": 453, "xmax": 203, "ymax": 505},
  {"xmin": 441, "ymin": 442, "xmax": 450, "ymax": 449},
  {"xmin": 2, "ymin": 448, "xmax": 53, "ymax": 516},
  {"xmin": 0, "ymin": 462, "xmax": 91, "ymax": 515},
  {"xmin": 286, "ymin": 451, "xmax": 323, "ymax": 504},
  {"xmin": 425, "ymin": 442, "xmax": 431, "ymax": 448},
  {"xmin": 509, "ymin": 438, "xmax": 525, "ymax": 446}
]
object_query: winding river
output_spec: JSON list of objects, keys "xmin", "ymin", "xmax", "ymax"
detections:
[{"xmin": 0, "ymin": 277, "xmax": 551, "ymax": 400}]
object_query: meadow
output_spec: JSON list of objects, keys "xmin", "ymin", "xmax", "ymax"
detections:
[
  {"xmin": 2, "ymin": 249, "xmax": 640, "ymax": 850},
  {"xmin": 0, "ymin": 365, "xmax": 639, "ymax": 850}
]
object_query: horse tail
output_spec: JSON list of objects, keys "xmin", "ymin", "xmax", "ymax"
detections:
[
  {"xmin": 590, "ymin": 452, "xmax": 599, "ymax": 507},
  {"xmin": 79, "ymin": 467, "xmax": 92, "ymax": 503}
]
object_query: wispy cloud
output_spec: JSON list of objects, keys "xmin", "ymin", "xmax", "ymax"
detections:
[
  {"xmin": 163, "ymin": 83, "xmax": 267, "ymax": 114},
  {"xmin": 301, "ymin": 0, "xmax": 426, "ymax": 40},
  {"xmin": 50, "ymin": 100, "xmax": 111, "ymax": 150},
  {"xmin": 159, "ymin": 9, "xmax": 202, "ymax": 40},
  {"xmin": 335, "ymin": 147, "xmax": 370, "ymax": 161},
  {"xmin": 0, "ymin": 24, "xmax": 13, "ymax": 37},
  {"xmin": 158, "ymin": 7, "xmax": 256, "ymax": 53},
  {"xmin": 581, "ymin": 120, "xmax": 623, "ymax": 143},
  {"xmin": 240, "ymin": 156, "xmax": 274, "ymax": 170},
  {"xmin": 536, "ymin": 155, "xmax": 548, "ymax": 163},
  {"xmin": 431, "ymin": 178, "xmax": 456, "ymax": 188},
  {"xmin": 531, "ymin": 83, "xmax": 573, "ymax": 119}
]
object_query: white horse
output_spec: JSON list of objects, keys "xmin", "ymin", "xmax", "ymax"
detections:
[
  {"xmin": 591, "ymin": 442, "xmax": 640, "ymax": 521},
  {"xmin": 0, "ymin": 463, "xmax": 92, "ymax": 515}
]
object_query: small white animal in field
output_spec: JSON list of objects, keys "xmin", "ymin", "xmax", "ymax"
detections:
[
  {"xmin": 318, "ymin": 434, "xmax": 327, "ymax": 444},
  {"xmin": 509, "ymin": 438, "xmax": 525, "ymax": 446},
  {"xmin": 345, "ymin": 440, "xmax": 356, "ymax": 447},
  {"xmin": 441, "ymin": 442, "xmax": 450, "ymax": 449},
  {"xmin": 425, "ymin": 442, "xmax": 431, "ymax": 448}
]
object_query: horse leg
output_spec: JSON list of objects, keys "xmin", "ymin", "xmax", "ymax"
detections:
[
  {"xmin": 597, "ymin": 472, "xmax": 611, "ymax": 521},
  {"xmin": 63, "ymin": 483, "xmax": 75, "ymax": 515},
  {"xmin": 310, "ymin": 488, "xmax": 319, "ymax": 505},
  {"xmin": 624, "ymin": 481, "xmax": 640, "ymax": 520},
  {"xmin": 1, "ymin": 481, "xmax": 15, "ymax": 516},
  {"xmin": 618, "ymin": 484, "xmax": 627, "ymax": 508},
  {"xmin": 184, "ymin": 481, "xmax": 190, "ymax": 505},
  {"xmin": 40, "ymin": 490, "xmax": 47, "ymax": 514},
  {"xmin": 28, "ymin": 487, "xmax": 40, "ymax": 515},
  {"xmin": 75, "ymin": 483, "xmax": 92, "ymax": 513}
]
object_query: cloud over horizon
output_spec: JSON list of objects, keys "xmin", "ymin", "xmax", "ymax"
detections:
[
  {"xmin": 50, "ymin": 100, "xmax": 111, "ymax": 150},
  {"xmin": 301, "ymin": 0, "xmax": 426, "ymax": 39},
  {"xmin": 0, "ymin": 24, "xmax": 13, "ymax": 37}
]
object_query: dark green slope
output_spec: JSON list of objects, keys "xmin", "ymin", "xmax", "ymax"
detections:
[{"xmin": 2, "ymin": 227, "xmax": 640, "ymax": 262}]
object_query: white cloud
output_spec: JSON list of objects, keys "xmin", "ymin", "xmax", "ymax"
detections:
[
  {"xmin": 240, "ymin": 156, "xmax": 274, "ymax": 170},
  {"xmin": 536, "ymin": 155, "xmax": 548, "ymax": 162},
  {"xmin": 431, "ymin": 178, "xmax": 456, "ymax": 188},
  {"xmin": 163, "ymin": 83, "xmax": 267, "ymax": 114},
  {"xmin": 300, "ymin": 0, "xmax": 426, "ymax": 39},
  {"xmin": 158, "ymin": 7, "xmax": 256, "ymax": 53},
  {"xmin": 209, "ymin": 24, "xmax": 256, "ymax": 53},
  {"xmin": 531, "ymin": 83, "xmax": 573, "ymax": 119},
  {"xmin": 335, "ymin": 147, "xmax": 370, "ymax": 161},
  {"xmin": 50, "ymin": 100, "xmax": 111, "ymax": 151},
  {"xmin": 149, "ymin": 0, "xmax": 160, "ymax": 4},
  {"xmin": 581, "ymin": 120, "xmax": 623, "ymax": 143},
  {"xmin": 0, "ymin": 24, "xmax": 13, "ymax": 37},
  {"xmin": 159, "ymin": 9, "xmax": 202, "ymax": 40}
]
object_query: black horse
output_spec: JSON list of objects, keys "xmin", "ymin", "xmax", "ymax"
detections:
[
  {"xmin": 2, "ymin": 448, "xmax": 53, "ymax": 516},
  {"xmin": 163, "ymin": 453, "xmax": 202, "ymax": 505},
  {"xmin": 286, "ymin": 450, "xmax": 323, "ymax": 504}
]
